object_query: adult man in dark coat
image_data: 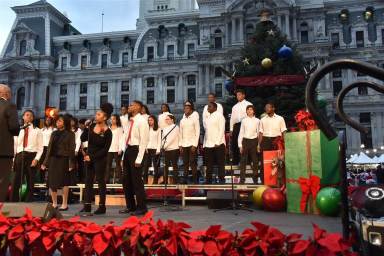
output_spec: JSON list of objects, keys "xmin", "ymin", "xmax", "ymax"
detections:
[{"xmin": 0, "ymin": 84, "xmax": 20, "ymax": 201}]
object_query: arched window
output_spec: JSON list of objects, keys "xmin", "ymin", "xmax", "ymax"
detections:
[
  {"xmin": 17, "ymin": 87, "xmax": 25, "ymax": 110},
  {"xmin": 300, "ymin": 22, "xmax": 309, "ymax": 43},
  {"xmin": 19, "ymin": 40, "xmax": 27, "ymax": 56},
  {"xmin": 246, "ymin": 24, "xmax": 254, "ymax": 41},
  {"xmin": 214, "ymin": 29, "xmax": 222, "ymax": 49}
]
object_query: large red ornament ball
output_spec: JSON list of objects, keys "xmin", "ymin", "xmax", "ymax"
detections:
[{"xmin": 262, "ymin": 188, "xmax": 286, "ymax": 212}]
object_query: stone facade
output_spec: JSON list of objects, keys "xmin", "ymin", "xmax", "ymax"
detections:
[{"xmin": 0, "ymin": 0, "xmax": 384, "ymax": 154}]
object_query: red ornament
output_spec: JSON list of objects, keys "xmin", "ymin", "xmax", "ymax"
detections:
[{"xmin": 262, "ymin": 188, "xmax": 286, "ymax": 211}]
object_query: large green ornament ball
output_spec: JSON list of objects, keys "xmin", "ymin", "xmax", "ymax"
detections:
[
  {"xmin": 316, "ymin": 187, "xmax": 341, "ymax": 216},
  {"xmin": 252, "ymin": 186, "xmax": 269, "ymax": 208}
]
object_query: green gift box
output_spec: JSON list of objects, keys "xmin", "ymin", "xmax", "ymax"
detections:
[{"xmin": 284, "ymin": 129, "xmax": 340, "ymax": 214}]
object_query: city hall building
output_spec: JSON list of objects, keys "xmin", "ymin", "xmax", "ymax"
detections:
[{"xmin": 0, "ymin": 0, "xmax": 384, "ymax": 154}]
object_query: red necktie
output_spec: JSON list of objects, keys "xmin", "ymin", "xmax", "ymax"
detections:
[
  {"xmin": 126, "ymin": 119, "xmax": 134, "ymax": 146},
  {"xmin": 23, "ymin": 127, "xmax": 29, "ymax": 148}
]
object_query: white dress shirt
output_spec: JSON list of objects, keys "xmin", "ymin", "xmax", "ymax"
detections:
[
  {"xmin": 74, "ymin": 129, "xmax": 82, "ymax": 153},
  {"xmin": 259, "ymin": 114, "xmax": 287, "ymax": 137},
  {"xmin": 158, "ymin": 112, "xmax": 171, "ymax": 130},
  {"xmin": 179, "ymin": 113, "xmax": 200, "ymax": 148},
  {"xmin": 120, "ymin": 114, "xmax": 129, "ymax": 133},
  {"xmin": 108, "ymin": 127, "xmax": 125, "ymax": 153},
  {"xmin": 147, "ymin": 127, "xmax": 161, "ymax": 153},
  {"xmin": 162, "ymin": 124, "xmax": 180, "ymax": 151},
  {"xmin": 42, "ymin": 127, "xmax": 55, "ymax": 147},
  {"xmin": 238, "ymin": 116, "xmax": 261, "ymax": 148},
  {"xmin": 123, "ymin": 113, "xmax": 149, "ymax": 164},
  {"xmin": 203, "ymin": 111, "xmax": 226, "ymax": 148},
  {"xmin": 182, "ymin": 111, "xmax": 199, "ymax": 120},
  {"xmin": 141, "ymin": 114, "xmax": 150, "ymax": 122},
  {"xmin": 203, "ymin": 103, "xmax": 223, "ymax": 129},
  {"xmin": 230, "ymin": 100, "xmax": 253, "ymax": 131},
  {"xmin": 15, "ymin": 125, "xmax": 43, "ymax": 161}
]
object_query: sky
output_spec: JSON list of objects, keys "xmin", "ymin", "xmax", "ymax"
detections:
[{"xmin": 0, "ymin": 0, "xmax": 140, "ymax": 51}]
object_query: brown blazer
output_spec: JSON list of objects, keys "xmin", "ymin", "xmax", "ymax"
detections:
[
  {"xmin": 43, "ymin": 130, "xmax": 76, "ymax": 168},
  {"xmin": 0, "ymin": 98, "xmax": 19, "ymax": 157}
]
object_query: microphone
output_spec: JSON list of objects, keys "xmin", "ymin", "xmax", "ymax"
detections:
[{"xmin": 20, "ymin": 123, "xmax": 31, "ymax": 129}]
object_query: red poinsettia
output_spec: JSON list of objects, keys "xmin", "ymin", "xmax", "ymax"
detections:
[{"xmin": 295, "ymin": 110, "xmax": 318, "ymax": 131}]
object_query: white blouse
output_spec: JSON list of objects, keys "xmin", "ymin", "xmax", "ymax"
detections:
[
  {"xmin": 162, "ymin": 124, "xmax": 180, "ymax": 151},
  {"xmin": 158, "ymin": 112, "xmax": 171, "ymax": 130},
  {"xmin": 42, "ymin": 127, "xmax": 55, "ymax": 147},
  {"xmin": 109, "ymin": 126, "xmax": 125, "ymax": 152},
  {"xmin": 147, "ymin": 127, "xmax": 161, "ymax": 152}
]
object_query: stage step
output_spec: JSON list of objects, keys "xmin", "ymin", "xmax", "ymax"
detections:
[{"xmin": 95, "ymin": 195, "xmax": 125, "ymax": 206}]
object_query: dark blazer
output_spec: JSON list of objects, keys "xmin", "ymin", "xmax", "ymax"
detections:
[
  {"xmin": 43, "ymin": 130, "xmax": 76, "ymax": 168},
  {"xmin": 0, "ymin": 98, "xmax": 20, "ymax": 157}
]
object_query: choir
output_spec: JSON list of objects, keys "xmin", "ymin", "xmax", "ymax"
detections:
[{"xmin": 4, "ymin": 89, "xmax": 288, "ymax": 215}]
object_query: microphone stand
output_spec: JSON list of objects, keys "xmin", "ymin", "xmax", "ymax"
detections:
[
  {"xmin": 150, "ymin": 127, "xmax": 182, "ymax": 212},
  {"xmin": 214, "ymin": 123, "xmax": 253, "ymax": 215}
]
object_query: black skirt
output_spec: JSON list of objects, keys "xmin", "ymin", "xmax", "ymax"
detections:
[{"xmin": 47, "ymin": 156, "xmax": 72, "ymax": 190}]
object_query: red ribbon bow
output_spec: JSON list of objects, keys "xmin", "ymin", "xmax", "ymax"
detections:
[{"xmin": 298, "ymin": 175, "xmax": 320, "ymax": 213}]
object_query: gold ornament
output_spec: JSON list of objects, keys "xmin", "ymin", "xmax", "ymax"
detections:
[{"xmin": 261, "ymin": 58, "xmax": 273, "ymax": 69}]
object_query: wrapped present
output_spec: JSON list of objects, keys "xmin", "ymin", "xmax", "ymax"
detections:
[
  {"xmin": 285, "ymin": 129, "xmax": 340, "ymax": 214},
  {"xmin": 263, "ymin": 150, "xmax": 284, "ymax": 187}
]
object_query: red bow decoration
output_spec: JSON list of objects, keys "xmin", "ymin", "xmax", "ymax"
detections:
[
  {"xmin": 294, "ymin": 110, "xmax": 317, "ymax": 131},
  {"xmin": 298, "ymin": 175, "xmax": 321, "ymax": 213}
]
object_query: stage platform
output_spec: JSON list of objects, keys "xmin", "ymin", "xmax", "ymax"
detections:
[{"xmin": 6, "ymin": 202, "xmax": 342, "ymax": 238}]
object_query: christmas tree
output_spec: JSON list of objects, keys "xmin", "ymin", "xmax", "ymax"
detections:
[{"xmin": 223, "ymin": 18, "xmax": 307, "ymax": 126}]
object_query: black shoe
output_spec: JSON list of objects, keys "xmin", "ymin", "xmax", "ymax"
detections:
[
  {"xmin": 77, "ymin": 204, "xmax": 92, "ymax": 216},
  {"xmin": 130, "ymin": 209, "xmax": 148, "ymax": 216},
  {"xmin": 59, "ymin": 207, "xmax": 68, "ymax": 211},
  {"xmin": 94, "ymin": 205, "xmax": 106, "ymax": 215},
  {"xmin": 119, "ymin": 208, "xmax": 136, "ymax": 214}
]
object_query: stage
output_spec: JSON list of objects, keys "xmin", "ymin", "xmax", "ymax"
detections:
[{"xmin": 42, "ymin": 203, "xmax": 341, "ymax": 237}]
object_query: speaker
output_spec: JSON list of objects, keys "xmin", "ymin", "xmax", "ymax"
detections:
[
  {"xmin": 1, "ymin": 203, "xmax": 62, "ymax": 221},
  {"xmin": 207, "ymin": 191, "xmax": 238, "ymax": 209}
]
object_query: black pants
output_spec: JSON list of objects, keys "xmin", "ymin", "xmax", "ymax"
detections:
[
  {"xmin": 106, "ymin": 152, "xmax": 122, "ymax": 183},
  {"xmin": 205, "ymin": 144, "xmax": 225, "ymax": 184},
  {"xmin": 143, "ymin": 149, "xmax": 160, "ymax": 184},
  {"xmin": 84, "ymin": 157, "xmax": 107, "ymax": 206},
  {"xmin": 122, "ymin": 146, "xmax": 147, "ymax": 211},
  {"xmin": 76, "ymin": 151, "xmax": 85, "ymax": 183},
  {"xmin": 260, "ymin": 136, "xmax": 278, "ymax": 183},
  {"xmin": 37, "ymin": 146, "xmax": 48, "ymax": 183},
  {"xmin": 164, "ymin": 149, "xmax": 179, "ymax": 184},
  {"xmin": 240, "ymin": 138, "xmax": 259, "ymax": 184},
  {"xmin": 231, "ymin": 123, "xmax": 241, "ymax": 165},
  {"xmin": 11, "ymin": 152, "xmax": 37, "ymax": 202},
  {"xmin": 182, "ymin": 146, "xmax": 197, "ymax": 183},
  {"xmin": 0, "ymin": 157, "xmax": 13, "ymax": 202}
]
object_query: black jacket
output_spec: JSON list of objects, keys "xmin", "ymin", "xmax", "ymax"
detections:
[
  {"xmin": 43, "ymin": 130, "xmax": 76, "ymax": 168},
  {"xmin": 0, "ymin": 98, "xmax": 19, "ymax": 157}
]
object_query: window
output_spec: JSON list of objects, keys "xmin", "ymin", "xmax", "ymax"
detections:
[
  {"xmin": 332, "ymin": 70, "xmax": 342, "ymax": 78},
  {"xmin": 215, "ymin": 83, "xmax": 223, "ymax": 98},
  {"xmin": 81, "ymin": 55, "xmax": 87, "ymax": 70},
  {"xmin": 361, "ymin": 127, "xmax": 373, "ymax": 149},
  {"xmin": 60, "ymin": 84, "xmax": 67, "ymax": 95},
  {"xmin": 332, "ymin": 81, "xmax": 342, "ymax": 96},
  {"xmin": 167, "ymin": 89, "xmax": 175, "ymax": 103},
  {"xmin": 331, "ymin": 33, "xmax": 340, "ymax": 48},
  {"xmin": 214, "ymin": 29, "xmax": 223, "ymax": 49},
  {"xmin": 100, "ymin": 82, "xmax": 108, "ymax": 93},
  {"xmin": 80, "ymin": 83, "xmax": 87, "ymax": 94},
  {"xmin": 147, "ymin": 46, "xmax": 154, "ymax": 61},
  {"xmin": 45, "ymin": 86, "xmax": 50, "ymax": 107},
  {"xmin": 59, "ymin": 97, "xmax": 67, "ymax": 111},
  {"xmin": 146, "ymin": 77, "xmax": 155, "ymax": 87},
  {"xmin": 16, "ymin": 87, "xmax": 25, "ymax": 110},
  {"xmin": 334, "ymin": 113, "xmax": 342, "ymax": 122},
  {"xmin": 61, "ymin": 57, "xmax": 67, "ymax": 71},
  {"xmin": 187, "ymin": 75, "xmax": 196, "ymax": 85},
  {"xmin": 79, "ymin": 96, "xmax": 87, "ymax": 110},
  {"xmin": 300, "ymin": 23, "xmax": 309, "ymax": 44},
  {"xmin": 100, "ymin": 95, "xmax": 108, "ymax": 106},
  {"xmin": 187, "ymin": 43, "xmax": 195, "ymax": 59},
  {"xmin": 101, "ymin": 54, "xmax": 108, "ymax": 68},
  {"xmin": 246, "ymin": 24, "xmax": 254, "ymax": 41},
  {"xmin": 122, "ymin": 52, "xmax": 129, "ymax": 67},
  {"xmin": 19, "ymin": 40, "xmax": 26, "ymax": 56},
  {"xmin": 187, "ymin": 88, "xmax": 196, "ymax": 102},
  {"xmin": 356, "ymin": 31, "xmax": 364, "ymax": 47},
  {"xmin": 167, "ymin": 45, "xmax": 174, "ymax": 60},
  {"xmin": 359, "ymin": 113, "xmax": 371, "ymax": 123},
  {"xmin": 121, "ymin": 94, "xmax": 129, "ymax": 107},
  {"xmin": 167, "ymin": 76, "xmax": 175, "ymax": 87},
  {"xmin": 121, "ymin": 81, "xmax": 129, "ymax": 92},
  {"xmin": 358, "ymin": 86, "xmax": 368, "ymax": 95},
  {"xmin": 215, "ymin": 67, "xmax": 222, "ymax": 77},
  {"xmin": 147, "ymin": 90, "xmax": 154, "ymax": 104}
]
